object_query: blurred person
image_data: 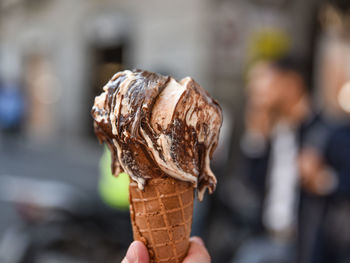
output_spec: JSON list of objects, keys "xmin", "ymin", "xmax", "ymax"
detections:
[
  {"xmin": 94, "ymin": 146, "xmax": 133, "ymax": 246},
  {"xmin": 298, "ymin": 0, "xmax": 350, "ymax": 263},
  {"xmin": 99, "ymin": 146, "xmax": 130, "ymax": 211},
  {"xmin": 297, "ymin": 2, "xmax": 350, "ymax": 260},
  {"xmin": 298, "ymin": 5, "xmax": 350, "ymax": 258},
  {"xmin": 298, "ymin": 82, "xmax": 350, "ymax": 263},
  {"xmin": 237, "ymin": 56, "xmax": 319, "ymax": 263},
  {"xmin": 121, "ymin": 237, "xmax": 210, "ymax": 263},
  {"xmin": 0, "ymin": 81, "xmax": 25, "ymax": 134}
]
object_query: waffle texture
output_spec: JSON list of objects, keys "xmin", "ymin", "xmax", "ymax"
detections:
[{"xmin": 129, "ymin": 177, "xmax": 194, "ymax": 263}]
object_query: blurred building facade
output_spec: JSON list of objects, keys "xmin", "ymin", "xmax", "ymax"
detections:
[
  {"xmin": 0, "ymin": 0, "xmax": 319, "ymax": 142},
  {"xmin": 0, "ymin": 0, "xmax": 212, "ymax": 140}
]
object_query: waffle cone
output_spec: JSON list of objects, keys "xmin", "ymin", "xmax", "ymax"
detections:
[{"xmin": 129, "ymin": 177, "xmax": 194, "ymax": 263}]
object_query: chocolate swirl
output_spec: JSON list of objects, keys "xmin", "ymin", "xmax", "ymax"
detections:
[{"xmin": 92, "ymin": 70, "xmax": 222, "ymax": 200}]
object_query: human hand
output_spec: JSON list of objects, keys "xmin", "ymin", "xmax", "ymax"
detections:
[
  {"xmin": 121, "ymin": 236, "xmax": 210, "ymax": 263},
  {"xmin": 298, "ymin": 148, "xmax": 337, "ymax": 195},
  {"xmin": 121, "ymin": 240, "xmax": 149, "ymax": 263},
  {"xmin": 183, "ymin": 237, "xmax": 211, "ymax": 263},
  {"xmin": 245, "ymin": 106, "xmax": 273, "ymax": 139}
]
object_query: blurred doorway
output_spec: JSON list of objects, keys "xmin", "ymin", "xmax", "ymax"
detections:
[{"xmin": 87, "ymin": 44, "xmax": 125, "ymax": 136}]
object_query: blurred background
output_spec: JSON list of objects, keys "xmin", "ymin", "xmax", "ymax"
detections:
[{"xmin": 0, "ymin": 0, "xmax": 350, "ymax": 262}]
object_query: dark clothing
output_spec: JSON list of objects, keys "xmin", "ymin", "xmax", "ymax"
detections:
[
  {"xmin": 311, "ymin": 124, "xmax": 350, "ymax": 263},
  {"xmin": 246, "ymin": 118, "xmax": 350, "ymax": 263},
  {"xmin": 243, "ymin": 113, "xmax": 339, "ymax": 263},
  {"xmin": 0, "ymin": 83, "xmax": 25, "ymax": 131},
  {"xmin": 325, "ymin": 124, "xmax": 350, "ymax": 196},
  {"xmin": 244, "ymin": 113, "xmax": 329, "ymax": 234}
]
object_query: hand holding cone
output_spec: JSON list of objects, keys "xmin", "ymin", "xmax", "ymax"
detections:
[
  {"xmin": 92, "ymin": 70, "xmax": 222, "ymax": 262},
  {"xmin": 122, "ymin": 237, "xmax": 210, "ymax": 263}
]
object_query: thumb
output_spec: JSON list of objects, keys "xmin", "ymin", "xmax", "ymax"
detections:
[
  {"xmin": 183, "ymin": 237, "xmax": 211, "ymax": 263},
  {"xmin": 121, "ymin": 241, "xmax": 149, "ymax": 263}
]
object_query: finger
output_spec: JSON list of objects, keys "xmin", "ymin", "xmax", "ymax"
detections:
[
  {"xmin": 183, "ymin": 236, "xmax": 211, "ymax": 263},
  {"xmin": 121, "ymin": 241, "xmax": 149, "ymax": 263},
  {"xmin": 190, "ymin": 236, "xmax": 205, "ymax": 246}
]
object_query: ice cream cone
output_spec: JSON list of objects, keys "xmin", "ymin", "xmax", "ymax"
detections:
[
  {"xmin": 92, "ymin": 70, "xmax": 222, "ymax": 262},
  {"xmin": 129, "ymin": 176, "xmax": 194, "ymax": 263}
]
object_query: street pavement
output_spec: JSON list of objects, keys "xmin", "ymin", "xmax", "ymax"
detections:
[{"xmin": 0, "ymin": 135, "xmax": 103, "ymax": 237}]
